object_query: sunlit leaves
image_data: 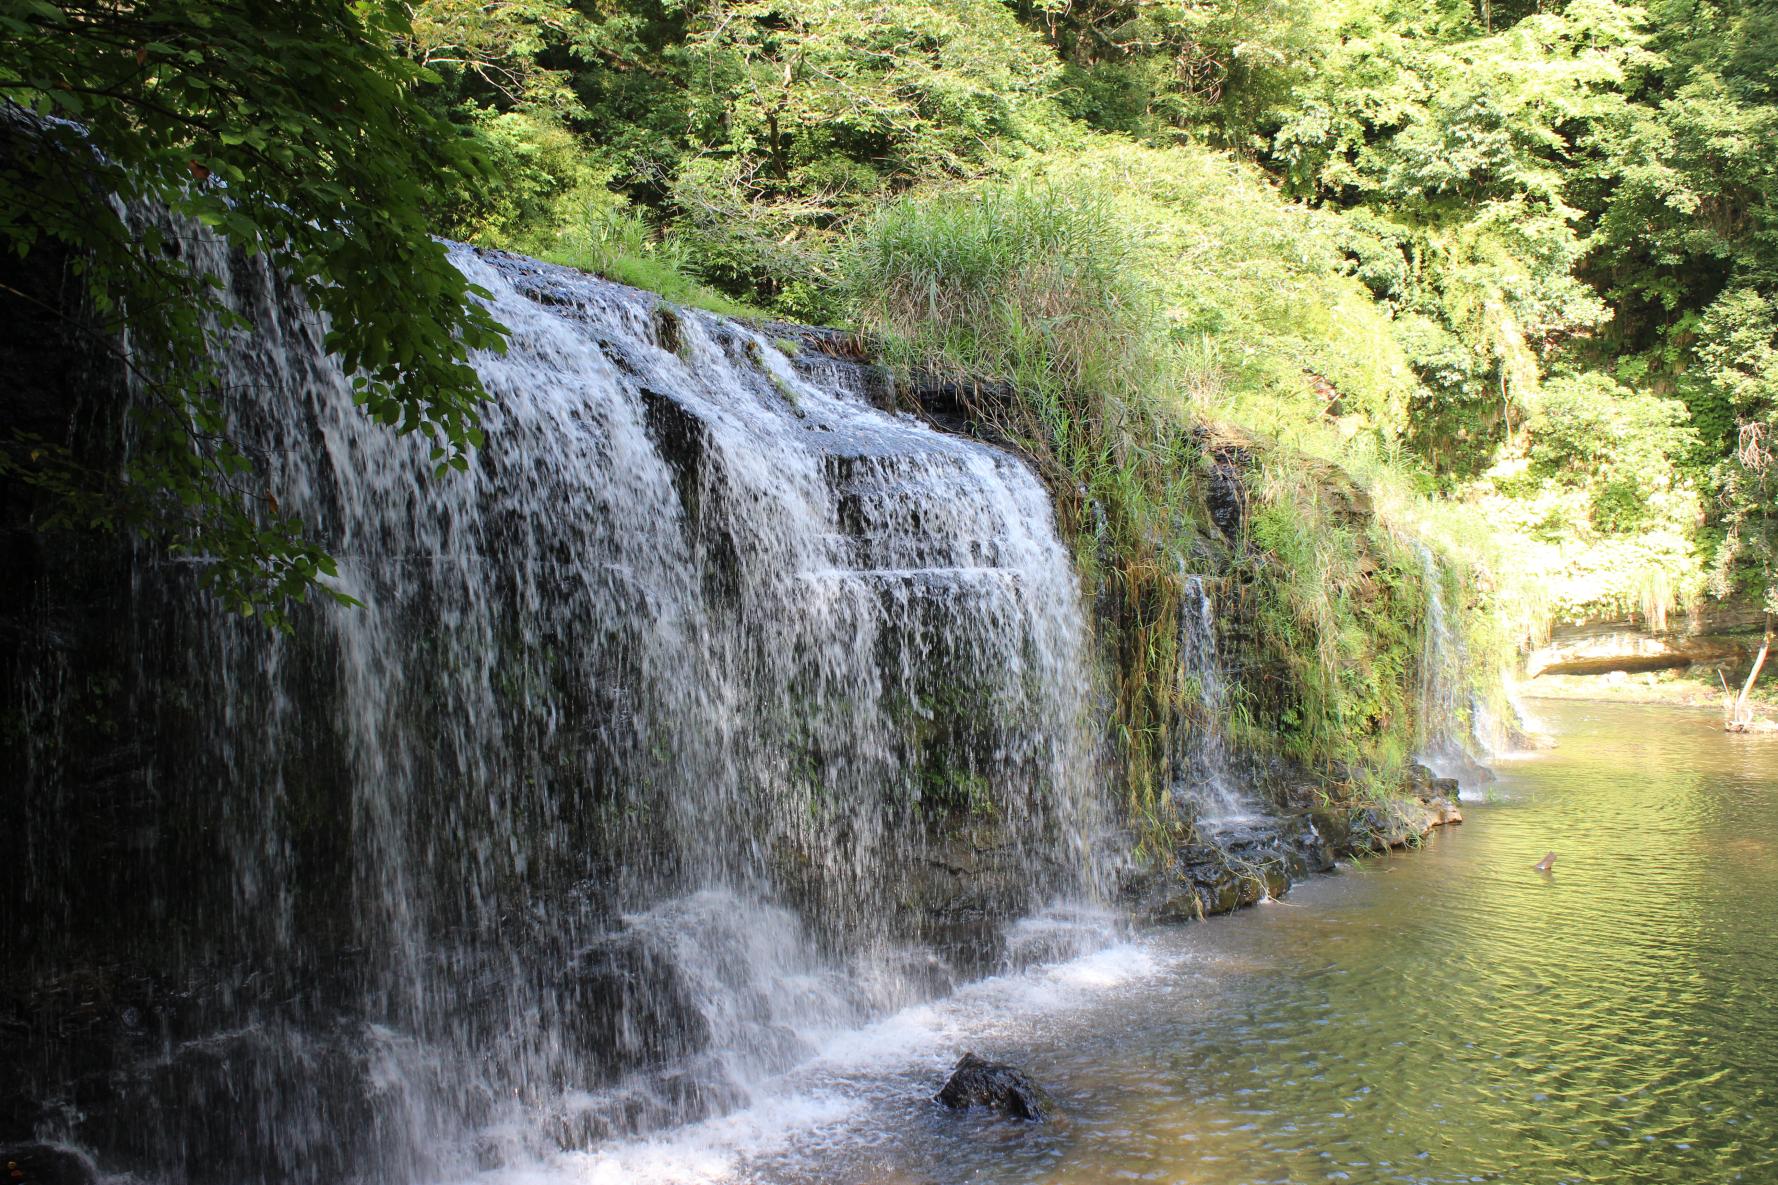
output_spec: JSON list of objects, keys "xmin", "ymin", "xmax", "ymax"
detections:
[{"xmin": 1, "ymin": 0, "xmax": 508, "ymax": 624}]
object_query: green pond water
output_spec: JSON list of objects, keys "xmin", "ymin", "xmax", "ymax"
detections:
[{"xmin": 703, "ymin": 698, "xmax": 1778, "ymax": 1185}]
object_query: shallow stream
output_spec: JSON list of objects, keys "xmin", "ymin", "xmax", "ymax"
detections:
[{"xmin": 528, "ymin": 700, "xmax": 1778, "ymax": 1185}]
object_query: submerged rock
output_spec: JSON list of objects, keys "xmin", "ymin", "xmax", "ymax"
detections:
[{"xmin": 935, "ymin": 1052, "xmax": 1055, "ymax": 1121}]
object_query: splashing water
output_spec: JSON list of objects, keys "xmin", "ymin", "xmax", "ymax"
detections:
[{"xmin": 1414, "ymin": 543, "xmax": 1508, "ymax": 785}]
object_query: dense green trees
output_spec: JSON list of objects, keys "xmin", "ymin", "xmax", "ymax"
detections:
[
  {"xmin": 1223, "ymin": 0, "xmax": 1776, "ymax": 619},
  {"xmin": 412, "ymin": 0, "xmax": 1770, "ymax": 627}
]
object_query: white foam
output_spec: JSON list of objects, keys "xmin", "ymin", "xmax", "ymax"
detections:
[
  {"xmin": 454, "ymin": 934, "xmax": 1170, "ymax": 1185},
  {"xmin": 550, "ymin": 1092, "xmax": 856, "ymax": 1185}
]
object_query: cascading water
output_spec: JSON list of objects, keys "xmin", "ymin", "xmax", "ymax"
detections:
[
  {"xmin": 1415, "ymin": 543, "xmax": 1494, "ymax": 778},
  {"xmin": 0, "ymin": 182, "xmax": 1506, "ymax": 1185},
  {"xmin": 1172, "ymin": 574, "xmax": 1256, "ymax": 827},
  {"xmin": 1417, "ymin": 543, "xmax": 1462, "ymax": 753},
  {"xmin": 4, "ymin": 218, "xmax": 1109, "ymax": 1184}
]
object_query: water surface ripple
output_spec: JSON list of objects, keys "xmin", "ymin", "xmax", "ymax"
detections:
[{"xmin": 703, "ymin": 701, "xmax": 1778, "ymax": 1185}]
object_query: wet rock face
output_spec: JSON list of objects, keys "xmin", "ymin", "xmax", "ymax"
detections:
[
  {"xmin": 1126, "ymin": 812, "xmax": 1337, "ymax": 923},
  {"xmin": 1204, "ymin": 444, "xmax": 1250, "ymax": 541},
  {"xmin": 893, "ymin": 824, "xmax": 1045, "ymax": 976},
  {"xmin": 563, "ymin": 930, "xmax": 713, "ymax": 1078},
  {"xmin": 935, "ymin": 1052, "xmax": 1055, "ymax": 1122},
  {"xmin": 1314, "ymin": 763, "xmax": 1466, "ymax": 854},
  {"xmin": 1128, "ymin": 757, "xmax": 1475, "ymax": 924}
]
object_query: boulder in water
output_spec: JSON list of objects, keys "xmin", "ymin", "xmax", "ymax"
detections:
[
  {"xmin": 935, "ymin": 1052, "xmax": 1055, "ymax": 1121},
  {"xmin": 1, "ymin": 1144, "xmax": 97, "ymax": 1185}
]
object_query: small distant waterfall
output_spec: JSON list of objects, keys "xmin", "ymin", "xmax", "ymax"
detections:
[
  {"xmin": 1469, "ymin": 690, "xmax": 1507, "ymax": 756},
  {"xmin": 6, "ymin": 218, "xmax": 1108, "ymax": 1184},
  {"xmin": 1174, "ymin": 574, "xmax": 1256, "ymax": 827},
  {"xmin": 1415, "ymin": 544, "xmax": 1481, "ymax": 773}
]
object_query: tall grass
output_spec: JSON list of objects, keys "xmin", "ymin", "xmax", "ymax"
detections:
[
  {"xmin": 850, "ymin": 182, "xmax": 1198, "ymax": 818},
  {"xmin": 849, "ymin": 183, "xmax": 1192, "ymax": 554},
  {"xmin": 850, "ymin": 184, "xmax": 1163, "ymax": 433},
  {"xmin": 527, "ymin": 202, "xmax": 766, "ymax": 320}
]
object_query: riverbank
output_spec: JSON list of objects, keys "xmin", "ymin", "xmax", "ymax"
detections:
[
  {"xmin": 1523, "ymin": 670, "xmax": 1778, "ymax": 727},
  {"xmin": 1122, "ymin": 759, "xmax": 1467, "ymax": 925}
]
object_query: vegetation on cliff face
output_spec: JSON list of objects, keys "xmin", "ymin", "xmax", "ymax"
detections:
[
  {"xmin": 841, "ymin": 176, "xmax": 1476, "ymax": 796},
  {"xmin": 847, "ymin": 183, "xmax": 1197, "ymax": 809},
  {"xmin": 3, "ymin": 0, "xmax": 1775, "ymax": 709}
]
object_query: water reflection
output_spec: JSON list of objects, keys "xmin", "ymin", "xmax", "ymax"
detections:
[{"xmin": 745, "ymin": 702, "xmax": 1778, "ymax": 1184}]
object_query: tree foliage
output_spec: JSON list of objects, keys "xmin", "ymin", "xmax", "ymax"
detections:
[
  {"xmin": 0, "ymin": 0, "xmax": 505, "ymax": 622},
  {"xmin": 10, "ymin": 0, "xmax": 1778, "ymax": 626}
]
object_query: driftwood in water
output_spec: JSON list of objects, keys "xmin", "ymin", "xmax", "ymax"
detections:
[{"xmin": 1727, "ymin": 613, "xmax": 1773, "ymax": 732}]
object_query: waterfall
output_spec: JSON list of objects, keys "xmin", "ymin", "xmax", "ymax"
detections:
[
  {"xmin": 6, "ymin": 221, "xmax": 1108, "ymax": 1184},
  {"xmin": 1174, "ymin": 574, "xmax": 1256, "ymax": 827},
  {"xmin": 1415, "ymin": 543, "xmax": 1481, "ymax": 774}
]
